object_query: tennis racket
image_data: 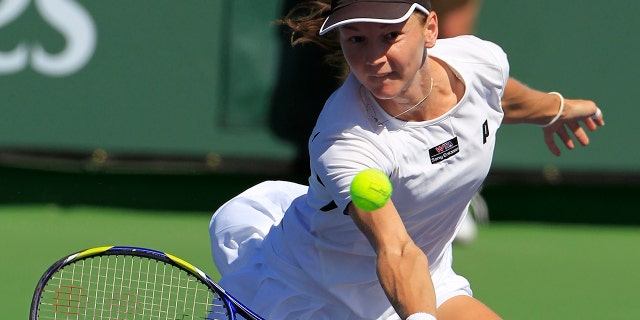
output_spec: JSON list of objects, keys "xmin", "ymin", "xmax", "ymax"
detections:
[{"xmin": 30, "ymin": 246, "xmax": 264, "ymax": 320}]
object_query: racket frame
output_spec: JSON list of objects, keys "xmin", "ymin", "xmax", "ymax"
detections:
[{"xmin": 29, "ymin": 245, "xmax": 264, "ymax": 320}]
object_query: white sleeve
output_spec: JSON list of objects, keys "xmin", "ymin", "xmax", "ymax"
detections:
[{"xmin": 406, "ymin": 312, "xmax": 437, "ymax": 320}]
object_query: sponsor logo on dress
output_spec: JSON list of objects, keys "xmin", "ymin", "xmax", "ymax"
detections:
[{"xmin": 429, "ymin": 137, "xmax": 459, "ymax": 164}]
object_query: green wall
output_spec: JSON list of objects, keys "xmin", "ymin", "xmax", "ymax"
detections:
[
  {"xmin": 475, "ymin": 0, "xmax": 639, "ymax": 174},
  {"xmin": 1, "ymin": 0, "xmax": 638, "ymax": 175},
  {"xmin": 1, "ymin": 0, "xmax": 293, "ymax": 161}
]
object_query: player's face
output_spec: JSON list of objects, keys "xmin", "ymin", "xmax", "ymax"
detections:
[{"xmin": 339, "ymin": 13, "xmax": 437, "ymax": 100}]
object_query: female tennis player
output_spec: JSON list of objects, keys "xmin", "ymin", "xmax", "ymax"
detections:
[{"xmin": 209, "ymin": 1, "xmax": 604, "ymax": 319}]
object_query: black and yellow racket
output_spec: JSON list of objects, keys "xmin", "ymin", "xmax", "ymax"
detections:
[{"xmin": 30, "ymin": 246, "xmax": 264, "ymax": 320}]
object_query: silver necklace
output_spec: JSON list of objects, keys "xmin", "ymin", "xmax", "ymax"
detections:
[{"xmin": 365, "ymin": 77, "xmax": 434, "ymax": 127}]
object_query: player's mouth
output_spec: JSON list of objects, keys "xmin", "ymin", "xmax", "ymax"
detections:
[{"xmin": 371, "ymin": 72, "xmax": 392, "ymax": 78}]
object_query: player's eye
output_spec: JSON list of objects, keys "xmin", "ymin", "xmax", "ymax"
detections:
[
  {"xmin": 384, "ymin": 32, "xmax": 400, "ymax": 42},
  {"xmin": 348, "ymin": 35, "xmax": 365, "ymax": 43}
]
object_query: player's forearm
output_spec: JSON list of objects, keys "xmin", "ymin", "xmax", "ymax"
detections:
[
  {"xmin": 376, "ymin": 243, "xmax": 437, "ymax": 319},
  {"xmin": 348, "ymin": 201, "xmax": 437, "ymax": 319},
  {"xmin": 501, "ymin": 77, "xmax": 563, "ymax": 126}
]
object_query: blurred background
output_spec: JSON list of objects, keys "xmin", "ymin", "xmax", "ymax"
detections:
[{"xmin": 2, "ymin": 0, "xmax": 639, "ymax": 319}]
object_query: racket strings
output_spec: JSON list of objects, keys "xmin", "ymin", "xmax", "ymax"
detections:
[{"xmin": 36, "ymin": 255, "xmax": 230, "ymax": 319}]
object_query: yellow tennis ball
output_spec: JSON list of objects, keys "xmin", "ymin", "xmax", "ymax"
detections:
[{"xmin": 350, "ymin": 168, "xmax": 393, "ymax": 211}]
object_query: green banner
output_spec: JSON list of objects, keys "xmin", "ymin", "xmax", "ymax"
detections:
[
  {"xmin": 1, "ymin": 0, "xmax": 638, "ymax": 175},
  {"xmin": 0, "ymin": 0, "xmax": 293, "ymax": 165},
  {"xmin": 476, "ymin": 0, "xmax": 639, "ymax": 174}
]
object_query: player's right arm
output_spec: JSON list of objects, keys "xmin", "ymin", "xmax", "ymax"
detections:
[{"xmin": 347, "ymin": 200, "xmax": 437, "ymax": 319}]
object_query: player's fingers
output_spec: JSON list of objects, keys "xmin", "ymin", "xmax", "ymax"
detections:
[
  {"xmin": 555, "ymin": 125, "xmax": 575, "ymax": 150},
  {"xmin": 582, "ymin": 117, "xmax": 598, "ymax": 131},
  {"xmin": 566, "ymin": 99, "xmax": 604, "ymax": 127},
  {"xmin": 567, "ymin": 121, "xmax": 590, "ymax": 146},
  {"xmin": 544, "ymin": 131, "xmax": 561, "ymax": 156},
  {"xmin": 580, "ymin": 107, "xmax": 603, "ymax": 130},
  {"xmin": 590, "ymin": 107, "xmax": 605, "ymax": 127}
]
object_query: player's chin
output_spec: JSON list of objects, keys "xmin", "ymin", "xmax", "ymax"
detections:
[{"xmin": 366, "ymin": 82, "xmax": 403, "ymax": 100}]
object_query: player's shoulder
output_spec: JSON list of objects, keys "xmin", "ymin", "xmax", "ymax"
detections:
[
  {"xmin": 314, "ymin": 75, "xmax": 377, "ymax": 134},
  {"xmin": 433, "ymin": 35, "xmax": 504, "ymax": 53},
  {"xmin": 431, "ymin": 35, "xmax": 507, "ymax": 67},
  {"xmin": 310, "ymin": 75, "xmax": 382, "ymax": 155},
  {"xmin": 431, "ymin": 35, "xmax": 509, "ymax": 86}
]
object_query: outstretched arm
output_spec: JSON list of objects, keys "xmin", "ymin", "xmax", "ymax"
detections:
[
  {"xmin": 501, "ymin": 78, "xmax": 605, "ymax": 156},
  {"xmin": 348, "ymin": 200, "xmax": 437, "ymax": 320}
]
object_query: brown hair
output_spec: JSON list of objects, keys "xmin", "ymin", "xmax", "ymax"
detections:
[
  {"xmin": 276, "ymin": 1, "xmax": 431, "ymax": 80},
  {"xmin": 275, "ymin": 0, "xmax": 349, "ymax": 78}
]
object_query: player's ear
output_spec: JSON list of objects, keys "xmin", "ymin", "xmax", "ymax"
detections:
[{"xmin": 424, "ymin": 11, "xmax": 438, "ymax": 48}]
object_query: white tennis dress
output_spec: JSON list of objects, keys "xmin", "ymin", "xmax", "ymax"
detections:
[{"xmin": 210, "ymin": 35, "xmax": 509, "ymax": 320}]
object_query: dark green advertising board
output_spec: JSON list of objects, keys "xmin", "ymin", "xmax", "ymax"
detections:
[
  {"xmin": 476, "ymin": 0, "xmax": 640, "ymax": 175},
  {"xmin": 1, "ymin": 0, "xmax": 638, "ymax": 176},
  {"xmin": 1, "ymin": 0, "xmax": 293, "ymax": 170}
]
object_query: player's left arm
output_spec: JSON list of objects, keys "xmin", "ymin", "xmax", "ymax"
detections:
[{"xmin": 500, "ymin": 77, "xmax": 605, "ymax": 156}]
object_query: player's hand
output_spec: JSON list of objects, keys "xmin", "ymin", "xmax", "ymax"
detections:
[{"xmin": 542, "ymin": 98, "xmax": 604, "ymax": 156}]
